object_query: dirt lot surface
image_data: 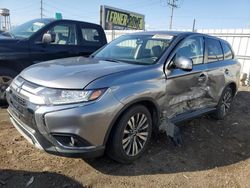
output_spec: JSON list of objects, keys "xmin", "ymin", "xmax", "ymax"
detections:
[{"xmin": 0, "ymin": 87, "xmax": 250, "ymax": 188}]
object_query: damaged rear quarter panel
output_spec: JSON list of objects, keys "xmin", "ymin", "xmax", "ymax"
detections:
[{"xmin": 206, "ymin": 59, "xmax": 241, "ymax": 100}]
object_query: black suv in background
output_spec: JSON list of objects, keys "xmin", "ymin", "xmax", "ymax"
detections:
[{"xmin": 0, "ymin": 18, "xmax": 107, "ymax": 102}]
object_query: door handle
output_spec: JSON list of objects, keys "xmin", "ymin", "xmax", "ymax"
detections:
[
  {"xmin": 225, "ymin": 69, "xmax": 229, "ymax": 75},
  {"xmin": 198, "ymin": 73, "xmax": 207, "ymax": 82}
]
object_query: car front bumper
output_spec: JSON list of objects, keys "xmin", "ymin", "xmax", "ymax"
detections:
[{"xmin": 6, "ymin": 85, "xmax": 124, "ymax": 158}]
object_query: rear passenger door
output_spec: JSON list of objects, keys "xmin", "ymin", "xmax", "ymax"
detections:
[
  {"xmin": 205, "ymin": 37, "xmax": 233, "ymax": 102},
  {"xmin": 78, "ymin": 23, "xmax": 107, "ymax": 57}
]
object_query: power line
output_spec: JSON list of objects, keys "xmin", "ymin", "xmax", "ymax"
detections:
[{"xmin": 167, "ymin": 0, "xmax": 180, "ymax": 30}]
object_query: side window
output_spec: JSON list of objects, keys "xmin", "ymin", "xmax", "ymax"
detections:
[
  {"xmin": 81, "ymin": 26, "xmax": 102, "ymax": 45},
  {"xmin": 207, "ymin": 38, "xmax": 223, "ymax": 62},
  {"xmin": 221, "ymin": 42, "xmax": 233, "ymax": 60},
  {"xmin": 175, "ymin": 36, "xmax": 204, "ymax": 65},
  {"xmin": 45, "ymin": 24, "xmax": 77, "ymax": 45}
]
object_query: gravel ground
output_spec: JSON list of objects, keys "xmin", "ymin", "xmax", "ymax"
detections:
[{"xmin": 0, "ymin": 87, "xmax": 250, "ymax": 188}]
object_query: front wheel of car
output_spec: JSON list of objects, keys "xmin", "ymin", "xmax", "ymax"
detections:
[
  {"xmin": 0, "ymin": 68, "xmax": 17, "ymax": 104},
  {"xmin": 107, "ymin": 105, "xmax": 152, "ymax": 163},
  {"xmin": 212, "ymin": 87, "xmax": 233, "ymax": 120}
]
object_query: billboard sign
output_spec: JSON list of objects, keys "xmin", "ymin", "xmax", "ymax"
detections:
[{"xmin": 100, "ymin": 5, "xmax": 145, "ymax": 30}]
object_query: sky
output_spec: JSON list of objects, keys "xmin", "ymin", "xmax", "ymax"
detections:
[{"xmin": 1, "ymin": 0, "xmax": 250, "ymax": 30}]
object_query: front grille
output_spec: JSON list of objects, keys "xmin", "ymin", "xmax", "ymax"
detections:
[
  {"xmin": 9, "ymin": 100, "xmax": 36, "ymax": 129},
  {"xmin": 8, "ymin": 76, "xmax": 39, "ymax": 129},
  {"xmin": 11, "ymin": 92, "xmax": 27, "ymax": 106}
]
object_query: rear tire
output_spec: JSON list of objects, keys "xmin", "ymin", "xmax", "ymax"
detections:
[
  {"xmin": 107, "ymin": 105, "xmax": 152, "ymax": 163},
  {"xmin": 212, "ymin": 87, "xmax": 233, "ymax": 120},
  {"xmin": 0, "ymin": 68, "xmax": 17, "ymax": 104}
]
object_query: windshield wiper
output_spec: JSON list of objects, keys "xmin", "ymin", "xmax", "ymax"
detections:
[{"xmin": 99, "ymin": 58, "xmax": 120, "ymax": 63}]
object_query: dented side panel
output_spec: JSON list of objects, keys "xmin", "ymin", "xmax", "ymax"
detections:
[
  {"xmin": 206, "ymin": 59, "xmax": 241, "ymax": 100},
  {"xmin": 206, "ymin": 61, "xmax": 228, "ymax": 102},
  {"xmin": 164, "ymin": 64, "xmax": 218, "ymax": 118}
]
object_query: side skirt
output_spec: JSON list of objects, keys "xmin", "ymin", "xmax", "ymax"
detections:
[{"xmin": 170, "ymin": 107, "xmax": 216, "ymax": 124}]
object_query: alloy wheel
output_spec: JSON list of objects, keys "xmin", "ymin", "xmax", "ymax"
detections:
[
  {"xmin": 122, "ymin": 113, "xmax": 149, "ymax": 156},
  {"xmin": 220, "ymin": 89, "xmax": 233, "ymax": 116}
]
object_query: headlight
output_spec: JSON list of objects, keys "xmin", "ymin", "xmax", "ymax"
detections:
[{"xmin": 30, "ymin": 88, "xmax": 107, "ymax": 105}]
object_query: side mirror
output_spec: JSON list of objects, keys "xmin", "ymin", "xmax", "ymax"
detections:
[
  {"xmin": 50, "ymin": 32, "xmax": 56, "ymax": 42},
  {"xmin": 42, "ymin": 33, "xmax": 52, "ymax": 44},
  {"xmin": 93, "ymin": 35, "xmax": 100, "ymax": 41},
  {"xmin": 174, "ymin": 56, "xmax": 193, "ymax": 71}
]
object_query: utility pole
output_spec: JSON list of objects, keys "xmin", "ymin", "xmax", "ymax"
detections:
[
  {"xmin": 168, "ymin": 0, "xmax": 179, "ymax": 30},
  {"xmin": 40, "ymin": 0, "xmax": 44, "ymax": 19},
  {"xmin": 192, "ymin": 19, "xmax": 196, "ymax": 32}
]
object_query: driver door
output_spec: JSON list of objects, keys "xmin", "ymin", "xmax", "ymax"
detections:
[
  {"xmin": 164, "ymin": 36, "xmax": 213, "ymax": 118},
  {"xmin": 30, "ymin": 22, "xmax": 79, "ymax": 64}
]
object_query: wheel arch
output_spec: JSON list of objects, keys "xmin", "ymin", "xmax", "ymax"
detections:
[
  {"xmin": 0, "ymin": 61, "xmax": 23, "ymax": 74},
  {"xmin": 103, "ymin": 97, "xmax": 161, "ymax": 145},
  {"xmin": 227, "ymin": 82, "xmax": 237, "ymax": 96}
]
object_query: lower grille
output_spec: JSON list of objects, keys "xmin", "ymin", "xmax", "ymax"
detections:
[
  {"xmin": 9, "ymin": 92, "xmax": 36, "ymax": 130},
  {"xmin": 11, "ymin": 92, "xmax": 27, "ymax": 106}
]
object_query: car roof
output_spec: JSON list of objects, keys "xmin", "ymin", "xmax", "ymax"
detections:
[
  {"xmin": 31, "ymin": 18, "xmax": 55, "ymax": 23},
  {"xmin": 128, "ymin": 31, "xmax": 194, "ymax": 36},
  {"xmin": 30, "ymin": 18, "xmax": 102, "ymax": 27},
  {"xmin": 127, "ymin": 31, "xmax": 229, "ymax": 43},
  {"xmin": 49, "ymin": 18, "xmax": 101, "ymax": 27}
]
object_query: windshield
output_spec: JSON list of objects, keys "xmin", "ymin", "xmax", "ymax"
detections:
[
  {"xmin": 7, "ymin": 19, "xmax": 53, "ymax": 39},
  {"xmin": 93, "ymin": 34, "xmax": 174, "ymax": 65}
]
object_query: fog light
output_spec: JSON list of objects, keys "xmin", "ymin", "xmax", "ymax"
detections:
[
  {"xmin": 70, "ymin": 136, "xmax": 76, "ymax": 147},
  {"xmin": 52, "ymin": 134, "xmax": 92, "ymax": 148}
]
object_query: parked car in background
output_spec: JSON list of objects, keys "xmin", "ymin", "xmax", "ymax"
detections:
[
  {"xmin": 6, "ymin": 31, "xmax": 241, "ymax": 163},
  {"xmin": 0, "ymin": 18, "xmax": 107, "ymax": 102}
]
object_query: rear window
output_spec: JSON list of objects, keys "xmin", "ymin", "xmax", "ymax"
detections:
[
  {"xmin": 221, "ymin": 42, "xmax": 233, "ymax": 60},
  {"xmin": 80, "ymin": 25, "xmax": 103, "ymax": 46},
  {"xmin": 207, "ymin": 38, "xmax": 223, "ymax": 63}
]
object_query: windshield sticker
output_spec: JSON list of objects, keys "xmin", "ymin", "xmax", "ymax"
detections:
[
  {"xmin": 33, "ymin": 22, "xmax": 45, "ymax": 27},
  {"xmin": 152, "ymin": 35, "xmax": 173, "ymax": 40}
]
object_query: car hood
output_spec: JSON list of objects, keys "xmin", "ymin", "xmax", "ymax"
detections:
[
  {"xmin": 0, "ymin": 34, "xmax": 11, "ymax": 39},
  {"xmin": 0, "ymin": 33, "xmax": 18, "ymax": 40},
  {"xmin": 20, "ymin": 57, "xmax": 144, "ymax": 89},
  {"xmin": 0, "ymin": 37, "xmax": 21, "ymax": 51}
]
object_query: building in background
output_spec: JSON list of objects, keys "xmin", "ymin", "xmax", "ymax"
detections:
[
  {"xmin": 100, "ymin": 5, "xmax": 145, "ymax": 30},
  {"xmin": 0, "ymin": 8, "xmax": 11, "ymax": 31}
]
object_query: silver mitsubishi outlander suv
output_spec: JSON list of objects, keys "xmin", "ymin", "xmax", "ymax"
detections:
[{"xmin": 6, "ymin": 31, "xmax": 241, "ymax": 163}]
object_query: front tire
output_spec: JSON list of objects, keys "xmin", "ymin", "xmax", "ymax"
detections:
[
  {"xmin": 0, "ymin": 68, "xmax": 17, "ymax": 104},
  {"xmin": 212, "ymin": 87, "xmax": 233, "ymax": 120},
  {"xmin": 107, "ymin": 105, "xmax": 152, "ymax": 163}
]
